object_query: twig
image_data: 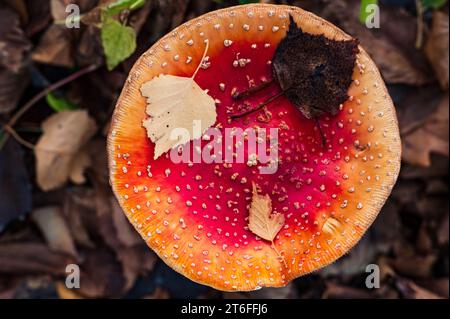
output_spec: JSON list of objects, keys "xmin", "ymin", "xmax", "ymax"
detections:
[
  {"xmin": 0, "ymin": 64, "xmax": 99, "ymax": 151},
  {"xmin": 2, "ymin": 125, "xmax": 35, "ymax": 150},
  {"xmin": 232, "ymin": 79, "xmax": 275, "ymax": 100},
  {"xmin": 230, "ymin": 91, "xmax": 284, "ymax": 120}
]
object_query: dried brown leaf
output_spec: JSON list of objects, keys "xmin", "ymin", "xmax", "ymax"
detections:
[
  {"xmin": 0, "ymin": 243, "xmax": 73, "ymax": 275},
  {"xmin": 0, "ymin": 65, "xmax": 29, "ymax": 114},
  {"xmin": 425, "ymin": 11, "xmax": 449, "ymax": 90},
  {"xmin": 32, "ymin": 25, "xmax": 75, "ymax": 68},
  {"xmin": 69, "ymin": 149, "xmax": 92, "ymax": 185},
  {"xmin": 248, "ymin": 183, "xmax": 285, "ymax": 242},
  {"xmin": 0, "ymin": 3, "xmax": 31, "ymax": 72},
  {"xmin": 395, "ymin": 277, "xmax": 444, "ymax": 299},
  {"xmin": 323, "ymin": 0, "xmax": 431, "ymax": 85},
  {"xmin": 35, "ymin": 110, "xmax": 97, "ymax": 191},
  {"xmin": 77, "ymin": 248, "xmax": 125, "ymax": 298},
  {"xmin": 64, "ymin": 188, "xmax": 96, "ymax": 248},
  {"xmin": 402, "ymin": 94, "xmax": 449, "ymax": 166},
  {"xmin": 31, "ymin": 206, "xmax": 78, "ymax": 257},
  {"xmin": 111, "ymin": 197, "xmax": 141, "ymax": 247}
]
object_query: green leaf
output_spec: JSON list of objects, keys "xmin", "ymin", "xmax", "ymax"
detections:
[
  {"xmin": 101, "ymin": 16, "xmax": 137, "ymax": 71},
  {"xmin": 105, "ymin": 0, "xmax": 146, "ymax": 15},
  {"xmin": 239, "ymin": 0, "xmax": 259, "ymax": 4},
  {"xmin": 46, "ymin": 92, "xmax": 78, "ymax": 112},
  {"xmin": 359, "ymin": 0, "xmax": 379, "ymax": 24},
  {"xmin": 422, "ymin": 0, "xmax": 448, "ymax": 9}
]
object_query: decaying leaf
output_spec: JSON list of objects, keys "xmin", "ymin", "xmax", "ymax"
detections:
[
  {"xmin": 323, "ymin": 0, "xmax": 431, "ymax": 86},
  {"xmin": 31, "ymin": 206, "xmax": 78, "ymax": 257},
  {"xmin": 0, "ymin": 243, "xmax": 73, "ymax": 275},
  {"xmin": 0, "ymin": 3, "xmax": 32, "ymax": 73},
  {"xmin": 272, "ymin": 16, "xmax": 359, "ymax": 119},
  {"xmin": 395, "ymin": 277, "xmax": 444, "ymax": 299},
  {"xmin": 32, "ymin": 25, "xmax": 75, "ymax": 68},
  {"xmin": 425, "ymin": 11, "xmax": 449, "ymax": 90},
  {"xmin": 35, "ymin": 110, "xmax": 97, "ymax": 191},
  {"xmin": 142, "ymin": 43, "xmax": 217, "ymax": 159},
  {"xmin": 0, "ymin": 2, "xmax": 31, "ymax": 114},
  {"xmin": 402, "ymin": 94, "xmax": 449, "ymax": 166},
  {"xmin": 0, "ymin": 66, "xmax": 30, "ymax": 114},
  {"xmin": 69, "ymin": 149, "xmax": 92, "ymax": 185},
  {"xmin": 248, "ymin": 183, "xmax": 285, "ymax": 242}
]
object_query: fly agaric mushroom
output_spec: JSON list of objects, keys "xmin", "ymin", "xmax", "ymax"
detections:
[{"xmin": 108, "ymin": 4, "xmax": 401, "ymax": 291}]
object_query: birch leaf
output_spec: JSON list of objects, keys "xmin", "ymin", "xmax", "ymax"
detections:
[
  {"xmin": 248, "ymin": 183, "xmax": 285, "ymax": 241},
  {"xmin": 141, "ymin": 42, "xmax": 217, "ymax": 160}
]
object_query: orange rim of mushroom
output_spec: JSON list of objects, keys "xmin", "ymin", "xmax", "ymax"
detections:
[{"xmin": 107, "ymin": 4, "xmax": 401, "ymax": 291}]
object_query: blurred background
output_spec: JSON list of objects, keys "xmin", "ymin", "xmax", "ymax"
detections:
[{"xmin": 0, "ymin": 0, "xmax": 448, "ymax": 299}]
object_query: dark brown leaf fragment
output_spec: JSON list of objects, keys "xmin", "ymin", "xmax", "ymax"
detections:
[{"xmin": 272, "ymin": 16, "xmax": 359, "ymax": 119}]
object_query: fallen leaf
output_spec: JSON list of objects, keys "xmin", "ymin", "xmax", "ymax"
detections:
[
  {"xmin": 417, "ymin": 278, "xmax": 449, "ymax": 298},
  {"xmin": 323, "ymin": 0, "xmax": 431, "ymax": 85},
  {"xmin": 142, "ymin": 43, "xmax": 217, "ymax": 159},
  {"xmin": 396, "ymin": 86, "xmax": 443, "ymax": 135},
  {"xmin": 402, "ymin": 94, "xmax": 449, "ymax": 166},
  {"xmin": 35, "ymin": 110, "xmax": 97, "ymax": 191},
  {"xmin": 0, "ymin": 65, "xmax": 30, "ymax": 114},
  {"xmin": 0, "ymin": 139, "xmax": 32, "ymax": 231},
  {"xmin": 425, "ymin": 11, "xmax": 449, "ymax": 90},
  {"xmin": 76, "ymin": 248, "xmax": 125, "ymax": 298},
  {"xmin": 0, "ymin": 3, "xmax": 32, "ymax": 72},
  {"xmin": 76, "ymin": 25, "xmax": 104, "ymax": 67},
  {"xmin": 0, "ymin": 2, "xmax": 30, "ymax": 114},
  {"xmin": 32, "ymin": 25, "xmax": 75, "ymax": 68},
  {"xmin": 92, "ymin": 181, "xmax": 157, "ymax": 292},
  {"xmin": 69, "ymin": 149, "xmax": 92, "ymax": 185},
  {"xmin": 116, "ymin": 246, "xmax": 157, "ymax": 291},
  {"xmin": 273, "ymin": 16, "xmax": 359, "ymax": 119},
  {"xmin": 437, "ymin": 212, "xmax": 449, "ymax": 246},
  {"xmin": 24, "ymin": 0, "xmax": 51, "ymax": 36},
  {"xmin": 392, "ymin": 254, "xmax": 437, "ymax": 278},
  {"xmin": 63, "ymin": 188, "xmax": 95, "ymax": 249},
  {"xmin": 110, "ymin": 197, "xmax": 142, "ymax": 247},
  {"xmin": 0, "ymin": 243, "xmax": 73, "ymax": 275},
  {"xmin": 248, "ymin": 183, "xmax": 285, "ymax": 242},
  {"xmin": 31, "ymin": 206, "xmax": 78, "ymax": 257},
  {"xmin": 395, "ymin": 277, "xmax": 443, "ymax": 299}
]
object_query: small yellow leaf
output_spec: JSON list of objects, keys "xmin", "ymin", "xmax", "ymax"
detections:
[
  {"xmin": 248, "ymin": 183, "xmax": 285, "ymax": 241},
  {"xmin": 141, "ymin": 75, "xmax": 217, "ymax": 159},
  {"xmin": 141, "ymin": 41, "xmax": 217, "ymax": 160}
]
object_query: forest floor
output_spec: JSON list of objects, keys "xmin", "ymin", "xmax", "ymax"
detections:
[{"xmin": 0, "ymin": 0, "xmax": 448, "ymax": 299}]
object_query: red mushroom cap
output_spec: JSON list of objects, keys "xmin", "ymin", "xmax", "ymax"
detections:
[{"xmin": 108, "ymin": 4, "xmax": 401, "ymax": 291}]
